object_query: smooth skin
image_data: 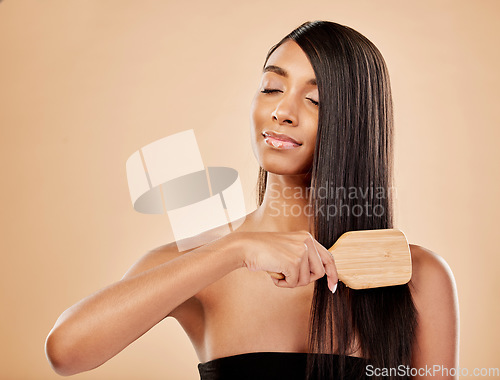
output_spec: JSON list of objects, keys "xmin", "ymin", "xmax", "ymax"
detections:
[{"xmin": 45, "ymin": 40, "xmax": 459, "ymax": 378}]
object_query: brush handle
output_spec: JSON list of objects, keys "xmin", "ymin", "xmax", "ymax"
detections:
[
  {"xmin": 267, "ymin": 271, "xmax": 285, "ymax": 280},
  {"xmin": 268, "ymin": 271, "xmax": 286, "ymax": 280}
]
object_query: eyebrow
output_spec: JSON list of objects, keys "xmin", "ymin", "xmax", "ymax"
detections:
[{"xmin": 263, "ymin": 65, "xmax": 317, "ymax": 86}]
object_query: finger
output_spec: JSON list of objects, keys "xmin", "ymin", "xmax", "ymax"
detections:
[
  {"xmin": 296, "ymin": 244, "xmax": 311, "ymax": 286},
  {"xmin": 276, "ymin": 264, "xmax": 298, "ymax": 288},
  {"xmin": 312, "ymin": 240, "xmax": 338, "ymax": 292},
  {"xmin": 270, "ymin": 276, "xmax": 280, "ymax": 286},
  {"xmin": 304, "ymin": 236, "xmax": 326, "ymax": 282}
]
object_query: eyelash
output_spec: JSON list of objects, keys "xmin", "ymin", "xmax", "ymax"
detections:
[
  {"xmin": 260, "ymin": 89, "xmax": 281, "ymax": 94},
  {"xmin": 260, "ymin": 88, "xmax": 319, "ymax": 106}
]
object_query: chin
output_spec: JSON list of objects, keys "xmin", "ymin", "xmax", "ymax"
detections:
[
  {"xmin": 251, "ymin": 138, "xmax": 314, "ymax": 176},
  {"xmin": 259, "ymin": 155, "xmax": 312, "ymax": 176}
]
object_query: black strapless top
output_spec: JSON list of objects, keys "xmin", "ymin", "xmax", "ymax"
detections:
[{"xmin": 198, "ymin": 351, "xmax": 369, "ymax": 380}]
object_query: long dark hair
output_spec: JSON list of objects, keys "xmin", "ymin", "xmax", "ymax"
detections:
[{"xmin": 256, "ymin": 21, "xmax": 418, "ymax": 379}]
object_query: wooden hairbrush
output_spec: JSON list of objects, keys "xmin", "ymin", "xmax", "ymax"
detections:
[{"xmin": 268, "ymin": 229, "xmax": 412, "ymax": 289}]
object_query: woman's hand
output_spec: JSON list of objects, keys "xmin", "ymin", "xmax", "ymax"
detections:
[{"xmin": 236, "ymin": 230, "xmax": 338, "ymax": 293}]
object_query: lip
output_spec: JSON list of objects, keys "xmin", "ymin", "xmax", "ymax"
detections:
[{"xmin": 262, "ymin": 131, "xmax": 302, "ymax": 146}]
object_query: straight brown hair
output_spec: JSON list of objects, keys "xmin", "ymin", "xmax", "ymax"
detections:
[{"xmin": 256, "ymin": 21, "xmax": 418, "ymax": 379}]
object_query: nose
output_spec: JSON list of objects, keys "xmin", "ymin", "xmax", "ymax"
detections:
[{"xmin": 271, "ymin": 96, "xmax": 298, "ymax": 126}]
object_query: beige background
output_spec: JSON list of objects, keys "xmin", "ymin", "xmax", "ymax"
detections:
[{"xmin": 1, "ymin": 0, "xmax": 499, "ymax": 379}]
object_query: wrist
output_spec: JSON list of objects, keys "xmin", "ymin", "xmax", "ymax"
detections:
[
  {"xmin": 222, "ymin": 231, "xmax": 246, "ymax": 270},
  {"xmin": 202, "ymin": 230, "xmax": 246, "ymax": 271}
]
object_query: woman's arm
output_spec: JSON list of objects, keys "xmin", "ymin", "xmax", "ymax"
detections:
[
  {"xmin": 45, "ymin": 229, "xmax": 336, "ymax": 376},
  {"xmin": 410, "ymin": 244, "xmax": 460, "ymax": 379},
  {"xmin": 45, "ymin": 233, "xmax": 244, "ymax": 376}
]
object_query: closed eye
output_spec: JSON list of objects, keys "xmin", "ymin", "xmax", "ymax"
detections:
[
  {"xmin": 260, "ymin": 89, "xmax": 282, "ymax": 94},
  {"xmin": 307, "ymin": 98, "xmax": 319, "ymax": 106},
  {"xmin": 261, "ymin": 89, "xmax": 318, "ymax": 106}
]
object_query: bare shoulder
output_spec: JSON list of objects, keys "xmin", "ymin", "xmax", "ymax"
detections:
[
  {"xmin": 121, "ymin": 219, "xmax": 246, "ymax": 280},
  {"xmin": 409, "ymin": 244, "xmax": 457, "ymax": 299},
  {"xmin": 408, "ymin": 244, "xmax": 459, "ymax": 370}
]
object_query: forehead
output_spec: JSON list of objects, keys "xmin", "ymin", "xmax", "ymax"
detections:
[{"xmin": 265, "ymin": 40, "xmax": 316, "ymax": 79}]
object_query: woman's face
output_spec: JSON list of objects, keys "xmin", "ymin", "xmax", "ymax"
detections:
[{"xmin": 250, "ymin": 39, "xmax": 319, "ymax": 176}]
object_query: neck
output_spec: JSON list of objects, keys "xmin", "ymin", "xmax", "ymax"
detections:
[{"xmin": 251, "ymin": 171, "xmax": 312, "ymax": 232}]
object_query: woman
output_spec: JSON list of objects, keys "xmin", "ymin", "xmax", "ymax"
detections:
[{"xmin": 45, "ymin": 21, "xmax": 459, "ymax": 379}]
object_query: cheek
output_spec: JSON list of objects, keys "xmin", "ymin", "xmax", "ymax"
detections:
[
  {"xmin": 250, "ymin": 98, "xmax": 269, "ymax": 145},
  {"xmin": 250, "ymin": 97, "xmax": 267, "ymax": 128},
  {"xmin": 302, "ymin": 127, "xmax": 318, "ymax": 166},
  {"xmin": 250, "ymin": 98, "xmax": 265, "ymax": 159}
]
